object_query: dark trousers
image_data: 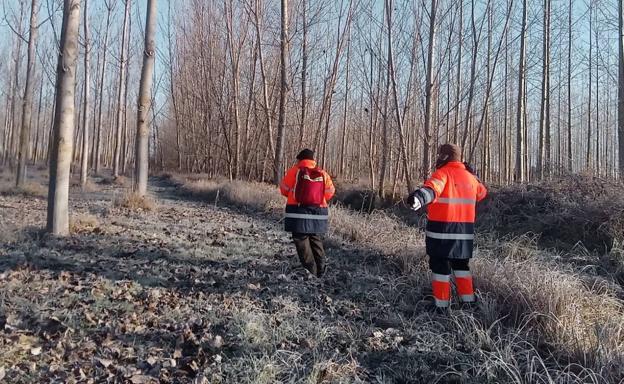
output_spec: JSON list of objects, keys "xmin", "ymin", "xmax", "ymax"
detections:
[
  {"xmin": 429, "ymin": 257, "xmax": 470, "ymax": 275},
  {"xmin": 292, "ymin": 233, "xmax": 326, "ymax": 277}
]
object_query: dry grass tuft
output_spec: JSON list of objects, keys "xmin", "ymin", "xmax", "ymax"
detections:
[
  {"xmin": 81, "ymin": 180, "xmax": 100, "ymax": 193},
  {"xmin": 174, "ymin": 175, "xmax": 282, "ymax": 212},
  {"xmin": 478, "ymin": 176, "xmax": 624, "ymax": 252},
  {"xmin": 70, "ymin": 214, "xmax": 100, "ymax": 233},
  {"xmin": 0, "ymin": 181, "xmax": 47, "ymax": 198},
  {"xmin": 114, "ymin": 192, "xmax": 156, "ymax": 212},
  {"xmin": 308, "ymin": 358, "xmax": 364, "ymax": 383},
  {"xmin": 99, "ymin": 175, "xmax": 130, "ymax": 187},
  {"xmin": 330, "ymin": 206, "xmax": 425, "ymax": 274},
  {"xmin": 472, "ymin": 241, "xmax": 624, "ymax": 382},
  {"xmin": 112, "ymin": 175, "xmax": 129, "ymax": 186},
  {"xmin": 0, "ymin": 221, "xmax": 23, "ymax": 245}
]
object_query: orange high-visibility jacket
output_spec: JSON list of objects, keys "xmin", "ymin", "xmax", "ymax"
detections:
[
  {"xmin": 279, "ymin": 159, "xmax": 335, "ymax": 234},
  {"xmin": 421, "ymin": 161, "xmax": 487, "ymax": 259}
]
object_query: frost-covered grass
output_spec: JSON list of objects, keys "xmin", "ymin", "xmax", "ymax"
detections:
[
  {"xmin": 168, "ymin": 174, "xmax": 624, "ymax": 384},
  {"xmin": 1, "ymin": 170, "xmax": 623, "ymax": 383}
]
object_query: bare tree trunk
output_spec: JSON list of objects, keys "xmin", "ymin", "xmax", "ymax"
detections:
[
  {"xmin": 8, "ymin": 2, "xmax": 26, "ymax": 168},
  {"xmin": 299, "ymin": 0, "xmax": 308, "ymax": 148},
  {"xmin": 274, "ymin": 0, "xmax": 288, "ymax": 184},
  {"xmin": 619, "ymin": 0, "xmax": 624, "ymax": 178},
  {"xmin": 503, "ymin": 25, "xmax": 509, "ymax": 183},
  {"xmin": 385, "ymin": 0, "xmax": 413, "ymax": 190},
  {"xmin": 339, "ymin": 18, "xmax": 351, "ymax": 178},
  {"xmin": 121, "ymin": 10, "xmax": 132, "ymax": 174},
  {"xmin": 595, "ymin": 9, "xmax": 600, "ymax": 177},
  {"xmin": 95, "ymin": 2, "xmax": 113, "ymax": 174},
  {"xmin": 467, "ymin": 1, "xmax": 512, "ymax": 167},
  {"xmin": 567, "ymin": 0, "xmax": 573, "ymax": 172},
  {"xmin": 538, "ymin": 0, "xmax": 550, "ymax": 180},
  {"xmin": 224, "ymin": 0, "xmax": 243, "ymax": 180},
  {"xmin": 368, "ymin": 49, "xmax": 377, "ymax": 191},
  {"xmin": 253, "ymin": 0, "xmax": 275, "ymax": 162},
  {"xmin": 515, "ymin": 0, "xmax": 527, "ymax": 182},
  {"xmin": 586, "ymin": 5, "xmax": 592, "ymax": 171},
  {"xmin": 378, "ymin": 0, "xmax": 391, "ymax": 198},
  {"xmin": 47, "ymin": 0, "xmax": 81, "ymax": 236},
  {"xmin": 33, "ymin": 75, "xmax": 44, "ymax": 163},
  {"xmin": 134, "ymin": 0, "xmax": 157, "ymax": 196},
  {"xmin": 167, "ymin": 0, "xmax": 182, "ymax": 171},
  {"xmin": 460, "ymin": 0, "xmax": 485, "ymax": 154},
  {"xmin": 453, "ymin": 0, "xmax": 463, "ymax": 143},
  {"xmin": 80, "ymin": 0, "xmax": 91, "ymax": 188},
  {"xmin": 422, "ymin": 0, "xmax": 437, "ymax": 179},
  {"xmin": 113, "ymin": 0, "xmax": 131, "ymax": 177},
  {"xmin": 17, "ymin": 0, "xmax": 39, "ymax": 187}
]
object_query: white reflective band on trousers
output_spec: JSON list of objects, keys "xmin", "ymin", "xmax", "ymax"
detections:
[
  {"xmin": 435, "ymin": 299, "xmax": 450, "ymax": 308},
  {"xmin": 453, "ymin": 270, "xmax": 472, "ymax": 278},
  {"xmin": 284, "ymin": 213, "xmax": 329, "ymax": 220},
  {"xmin": 432, "ymin": 273, "xmax": 450, "ymax": 282},
  {"xmin": 426, "ymin": 232, "xmax": 475, "ymax": 240},
  {"xmin": 436, "ymin": 197, "xmax": 476, "ymax": 205},
  {"xmin": 460, "ymin": 294, "xmax": 476, "ymax": 302}
]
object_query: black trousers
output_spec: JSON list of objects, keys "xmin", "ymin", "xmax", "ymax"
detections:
[
  {"xmin": 429, "ymin": 257, "xmax": 470, "ymax": 275},
  {"xmin": 292, "ymin": 233, "xmax": 326, "ymax": 277}
]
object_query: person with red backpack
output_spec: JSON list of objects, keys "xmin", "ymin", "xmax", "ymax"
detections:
[{"xmin": 279, "ymin": 149, "xmax": 335, "ymax": 277}]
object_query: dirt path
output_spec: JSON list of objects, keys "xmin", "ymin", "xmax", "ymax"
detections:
[{"xmin": 0, "ymin": 177, "xmax": 450, "ymax": 383}]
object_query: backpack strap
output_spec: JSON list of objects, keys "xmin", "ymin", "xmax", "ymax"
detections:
[{"xmin": 293, "ymin": 167, "xmax": 302, "ymax": 205}]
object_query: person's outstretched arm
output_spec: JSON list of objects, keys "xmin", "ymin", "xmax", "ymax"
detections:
[{"xmin": 406, "ymin": 170, "xmax": 448, "ymax": 211}]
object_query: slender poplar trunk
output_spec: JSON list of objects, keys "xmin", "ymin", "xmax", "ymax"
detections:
[
  {"xmin": 47, "ymin": 0, "xmax": 81, "ymax": 236},
  {"xmin": 16, "ymin": 0, "xmax": 39, "ymax": 187},
  {"xmin": 134, "ymin": 0, "xmax": 158, "ymax": 196}
]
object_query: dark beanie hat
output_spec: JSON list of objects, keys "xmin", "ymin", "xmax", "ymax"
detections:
[
  {"xmin": 296, "ymin": 148, "xmax": 315, "ymax": 161},
  {"xmin": 437, "ymin": 143, "xmax": 461, "ymax": 163}
]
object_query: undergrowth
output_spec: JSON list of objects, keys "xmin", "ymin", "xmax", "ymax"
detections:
[{"xmin": 165, "ymin": 173, "xmax": 624, "ymax": 383}]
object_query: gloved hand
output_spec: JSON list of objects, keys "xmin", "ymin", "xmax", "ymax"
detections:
[{"xmin": 406, "ymin": 193, "xmax": 422, "ymax": 211}]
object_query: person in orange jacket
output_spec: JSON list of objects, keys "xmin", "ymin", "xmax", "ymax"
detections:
[
  {"xmin": 407, "ymin": 144, "xmax": 487, "ymax": 310},
  {"xmin": 279, "ymin": 149, "xmax": 335, "ymax": 277}
]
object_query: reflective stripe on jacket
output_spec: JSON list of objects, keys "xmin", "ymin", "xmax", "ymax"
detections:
[
  {"xmin": 279, "ymin": 160, "xmax": 335, "ymax": 234},
  {"xmin": 423, "ymin": 161, "xmax": 487, "ymax": 259}
]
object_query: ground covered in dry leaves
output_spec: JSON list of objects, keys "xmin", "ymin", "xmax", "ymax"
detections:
[
  {"xmin": 0, "ymin": 175, "xmax": 436, "ymax": 383},
  {"xmin": 1, "ymin": 170, "xmax": 623, "ymax": 383}
]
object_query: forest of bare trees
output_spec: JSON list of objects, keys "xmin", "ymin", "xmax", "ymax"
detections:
[{"xmin": 0, "ymin": 0, "xmax": 623, "ymax": 204}]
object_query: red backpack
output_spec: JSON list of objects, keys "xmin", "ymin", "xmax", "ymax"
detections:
[{"xmin": 294, "ymin": 167, "xmax": 325, "ymax": 206}]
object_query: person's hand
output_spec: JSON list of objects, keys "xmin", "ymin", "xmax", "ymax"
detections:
[{"xmin": 406, "ymin": 194, "xmax": 422, "ymax": 211}]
